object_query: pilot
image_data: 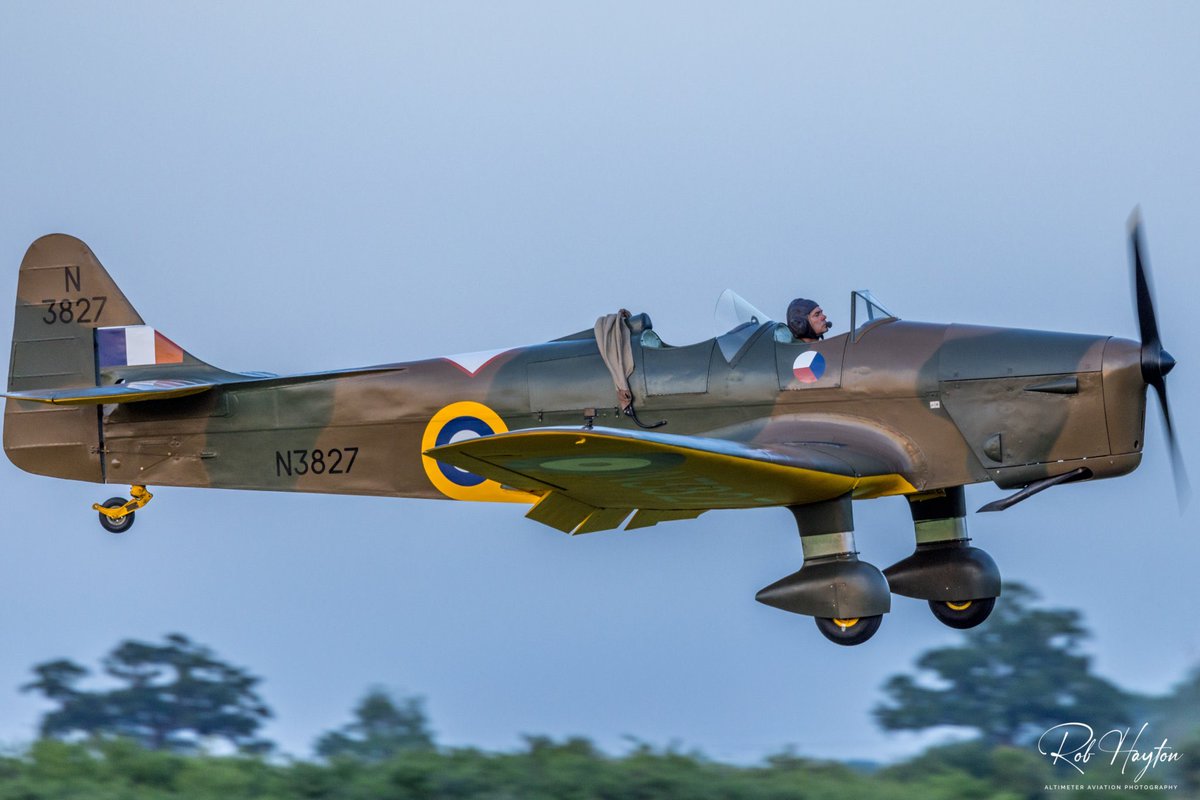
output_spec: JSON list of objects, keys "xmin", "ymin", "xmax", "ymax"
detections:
[{"xmin": 786, "ymin": 298, "xmax": 831, "ymax": 342}]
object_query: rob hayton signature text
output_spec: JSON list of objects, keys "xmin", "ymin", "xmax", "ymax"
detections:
[{"xmin": 1037, "ymin": 722, "xmax": 1181, "ymax": 783}]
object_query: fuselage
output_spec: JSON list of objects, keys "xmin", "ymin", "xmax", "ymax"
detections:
[{"xmin": 67, "ymin": 315, "xmax": 1145, "ymax": 505}]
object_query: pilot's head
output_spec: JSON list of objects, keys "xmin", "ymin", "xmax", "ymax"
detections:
[{"xmin": 787, "ymin": 298, "xmax": 831, "ymax": 341}]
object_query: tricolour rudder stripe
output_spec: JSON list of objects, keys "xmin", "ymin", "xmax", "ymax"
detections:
[{"xmin": 96, "ymin": 325, "xmax": 186, "ymax": 368}]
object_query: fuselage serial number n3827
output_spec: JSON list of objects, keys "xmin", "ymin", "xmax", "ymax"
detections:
[{"xmin": 274, "ymin": 447, "xmax": 359, "ymax": 478}]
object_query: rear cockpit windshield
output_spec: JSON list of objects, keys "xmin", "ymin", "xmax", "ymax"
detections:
[{"xmin": 714, "ymin": 290, "xmax": 772, "ymax": 362}]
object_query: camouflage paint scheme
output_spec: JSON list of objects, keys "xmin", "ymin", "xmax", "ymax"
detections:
[
  {"xmin": 6, "ymin": 233, "xmax": 1163, "ymax": 644},
  {"xmin": 5, "ymin": 234, "xmax": 1147, "ymax": 534}
]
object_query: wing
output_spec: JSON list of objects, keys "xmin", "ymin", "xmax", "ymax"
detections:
[{"xmin": 426, "ymin": 425, "xmax": 916, "ymax": 534}]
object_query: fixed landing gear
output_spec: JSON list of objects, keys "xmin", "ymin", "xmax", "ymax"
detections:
[
  {"xmin": 93, "ymin": 485, "xmax": 153, "ymax": 534},
  {"xmin": 928, "ymin": 597, "xmax": 996, "ymax": 629},
  {"xmin": 757, "ymin": 495, "xmax": 891, "ymax": 646},
  {"xmin": 884, "ymin": 487, "xmax": 1001, "ymax": 631},
  {"xmin": 815, "ymin": 615, "xmax": 883, "ymax": 646},
  {"xmin": 758, "ymin": 487, "xmax": 1003, "ymax": 645}
]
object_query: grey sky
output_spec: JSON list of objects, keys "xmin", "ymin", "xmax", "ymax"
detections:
[{"xmin": 1, "ymin": 2, "xmax": 1197, "ymax": 763}]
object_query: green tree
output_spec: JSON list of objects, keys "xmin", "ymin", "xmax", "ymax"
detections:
[
  {"xmin": 1144, "ymin": 664, "xmax": 1200, "ymax": 742},
  {"xmin": 874, "ymin": 583, "xmax": 1135, "ymax": 746},
  {"xmin": 315, "ymin": 688, "xmax": 435, "ymax": 762},
  {"xmin": 22, "ymin": 633, "xmax": 272, "ymax": 753}
]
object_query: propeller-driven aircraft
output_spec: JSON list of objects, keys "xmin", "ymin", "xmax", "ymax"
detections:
[{"xmin": 4, "ymin": 214, "xmax": 1184, "ymax": 645}]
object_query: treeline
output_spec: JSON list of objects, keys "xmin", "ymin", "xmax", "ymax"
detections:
[
  {"xmin": 1, "ymin": 736, "xmax": 1194, "ymax": 799},
  {"xmin": 4, "ymin": 585, "xmax": 1199, "ymax": 798}
]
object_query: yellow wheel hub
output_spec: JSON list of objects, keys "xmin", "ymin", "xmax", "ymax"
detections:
[
  {"xmin": 832, "ymin": 618, "xmax": 860, "ymax": 630},
  {"xmin": 946, "ymin": 600, "xmax": 973, "ymax": 611}
]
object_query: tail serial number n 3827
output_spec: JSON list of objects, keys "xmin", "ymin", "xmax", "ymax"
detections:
[{"xmin": 3, "ymin": 214, "xmax": 1184, "ymax": 646}]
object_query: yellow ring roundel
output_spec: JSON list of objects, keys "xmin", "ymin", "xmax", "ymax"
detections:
[{"xmin": 420, "ymin": 401, "xmax": 533, "ymax": 503}]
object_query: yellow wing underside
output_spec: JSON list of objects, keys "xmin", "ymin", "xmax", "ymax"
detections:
[{"xmin": 427, "ymin": 427, "xmax": 915, "ymax": 534}]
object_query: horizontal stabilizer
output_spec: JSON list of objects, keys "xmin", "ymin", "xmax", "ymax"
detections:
[
  {"xmin": 4, "ymin": 379, "xmax": 216, "ymax": 405},
  {"xmin": 4, "ymin": 363, "xmax": 410, "ymax": 407}
]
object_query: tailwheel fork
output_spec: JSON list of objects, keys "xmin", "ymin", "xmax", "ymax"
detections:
[{"xmin": 93, "ymin": 485, "xmax": 153, "ymax": 534}]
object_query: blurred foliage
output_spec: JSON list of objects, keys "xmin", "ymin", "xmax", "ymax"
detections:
[
  {"xmin": 22, "ymin": 633, "xmax": 272, "ymax": 753},
  {"xmin": 1145, "ymin": 665, "xmax": 1200, "ymax": 744},
  {"xmin": 10, "ymin": 591, "xmax": 1199, "ymax": 798},
  {"xmin": 0, "ymin": 733, "xmax": 1189, "ymax": 799},
  {"xmin": 874, "ymin": 584, "xmax": 1137, "ymax": 747},
  {"xmin": 0, "ymin": 735, "xmax": 1021, "ymax": 800},
  {"xmin": 315, "ymin": 688, "xmax": 435, "ymax": 762}
]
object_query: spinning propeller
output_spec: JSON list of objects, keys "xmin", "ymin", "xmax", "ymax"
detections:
[{"xmin": 1128, "ymin": 208, "xmax": 1190, "ymax": 507}]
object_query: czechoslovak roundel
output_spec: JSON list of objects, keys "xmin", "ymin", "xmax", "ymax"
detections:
[{"xmin": 792, "ymin": 351, "xmax": 826, "ymax": 384}]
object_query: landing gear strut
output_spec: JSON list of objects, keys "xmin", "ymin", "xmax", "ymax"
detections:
[
  {"xmin": 757, "ymin": 495, "xmax": 891, "ymax": 646},
  {"xmin": 93, "ymin": 485, "xmax": 153, "ymax": 534},
  {"xmin": 884, "ymin": 487, "xmax": 1001, "ymax": 630}
]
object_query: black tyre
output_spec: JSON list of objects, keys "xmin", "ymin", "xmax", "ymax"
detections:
[
  {"xmin": 928, "ymin": 597, "xmax": 996, "ymax": 630},
  {"xmin": 814, "ymin": 615, "xmax": 882, "ymax": 646},
  {"xmin": 98, "ymin": 498, "xmax": 135, "ymax": 534}
]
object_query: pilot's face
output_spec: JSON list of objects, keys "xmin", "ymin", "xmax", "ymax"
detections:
[{"xmin": 808, "ymin": 306, "xmax": 831, "ymax": 335}]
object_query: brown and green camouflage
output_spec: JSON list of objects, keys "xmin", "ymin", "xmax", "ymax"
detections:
[
  {"xmin": 3, "ymin": 233, "xmax": 1158, "ymax": 643},
  {"xmin": 4, "ymin": 233, "xmax": 1147, "ymax": 526}
]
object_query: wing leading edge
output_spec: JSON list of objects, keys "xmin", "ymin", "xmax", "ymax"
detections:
[{"xmin": 426, "ymin": 426, "xmax": 916, "ymax": 534}]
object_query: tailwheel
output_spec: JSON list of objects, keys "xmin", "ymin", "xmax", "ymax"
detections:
[
  {"xmin": 93, "ymin": 485, "xmax": 153, "ymax": 534},
  {"xmin": 929, "ymin": 597, "xmax": 996, "ymax": 629},
  {"xmin": 97, "ymin": 498, "xmax": 135, "ymax": 534},
  {"xmin": 814, "ymin": 615, "xmax": 882, "ymax": 646}
]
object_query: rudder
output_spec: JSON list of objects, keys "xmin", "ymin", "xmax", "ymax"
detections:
[{"xmin": 6, "ymin": 235, "xmax": 149, "ymax": 481}]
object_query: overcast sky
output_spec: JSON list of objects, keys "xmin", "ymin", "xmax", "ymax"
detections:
[{"xmin": 1, "ymin": 2, "xmax": 1198, "ymax": 764}]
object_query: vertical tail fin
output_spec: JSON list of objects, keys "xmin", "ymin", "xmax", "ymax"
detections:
[
  {"xmin": 9, "ymin": 234, "xmax": 146, "ymax": 391},
  {"xmin": 6, "ymin": 235, "xmax": 153, "ymax": 481}
]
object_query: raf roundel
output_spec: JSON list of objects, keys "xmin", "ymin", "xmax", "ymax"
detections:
[
  {"xmin": 792, "ymin": 350, "xmax": 826, "ymax": 384},
  {"xmin": 420, "ymin": 401, "xmax": 533, "ymax": 503}
]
